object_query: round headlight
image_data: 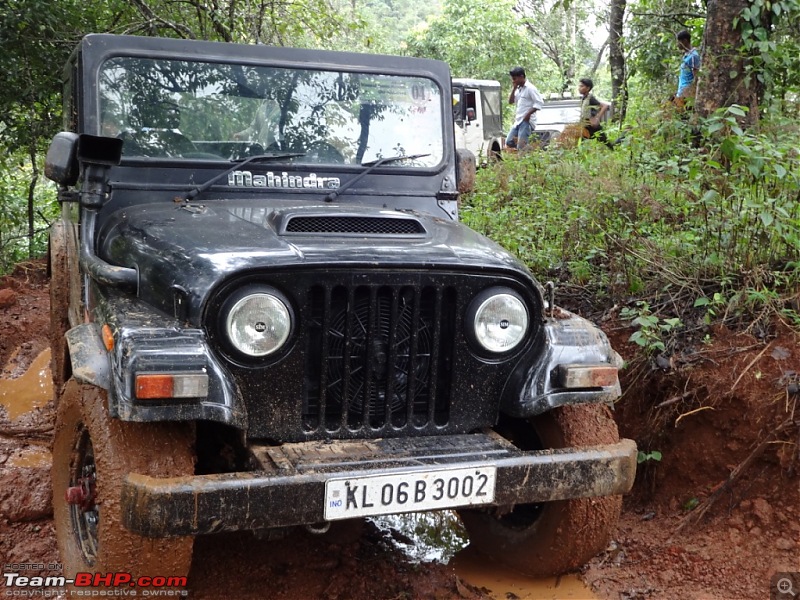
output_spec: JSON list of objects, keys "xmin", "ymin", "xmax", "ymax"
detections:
[
  {"xmin": 225, "ymin": 293, "xmax": 292, "ymax": 357},
  {"xmin": 471, "ymin": 291, "xmax": 529, "ymax": 353}
]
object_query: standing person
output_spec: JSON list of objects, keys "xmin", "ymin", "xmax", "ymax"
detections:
[
  {"xmin": 506, "ymin": 66, "xmax": 544, "ymax": 150},
  {"xmin": 577, "ymin": 78, "xmax": 614, "ymax": 148},
  {"xmin": 675, "ymin": 30, "xmax": 701, "ymax": 104}
]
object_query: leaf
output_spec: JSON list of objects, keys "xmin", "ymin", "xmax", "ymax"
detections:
[
  {"xmin": 759, "ymin": 211, "xmax": 774, "ymax": 227},
  {"xmin": 633, "ymin": 315, "xmax": 659, "ymax": 328},
  {"xmin": 775, "ymin": 164, "xmax": 787, "ymax": 179},
  {"xmin": 694, "ymin": 297, "xmax": 711, "ymax": 307},
  {"xmin": 720, "ymin": 138, "xmax": 738, "ymax": 160},
  {"xmin": 629, "ymin": 331, "xmax": 647, "ymax": 347},
  {"xmin": 727, "ymin": 105, "xmax": 747, "ymax": 117},
  {"xmin": 729, "ymin": 70, "xmax": 739, "ymax": 79}
]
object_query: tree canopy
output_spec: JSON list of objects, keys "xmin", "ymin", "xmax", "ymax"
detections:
[{"xmin": 1, "ymin": 0, "xmax": 800, "ymax": 272}]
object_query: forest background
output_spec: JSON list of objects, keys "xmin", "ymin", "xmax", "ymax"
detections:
[{"xmin": 1, "ymin": 0, "xmax": 799, "ymax": 348}]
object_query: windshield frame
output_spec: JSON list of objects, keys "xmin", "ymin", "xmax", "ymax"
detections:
[{"xmin": 82, "ymin": 37, "xmax": 451, "ymax": 172}]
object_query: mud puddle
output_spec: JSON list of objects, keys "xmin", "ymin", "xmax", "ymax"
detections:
[
  {"xmin": 0, "ymin": 347, "xmax": 52, "ymax": 419},
  {"xmin": 6, "ymin": 445, "xmax": 52, "ymax": 467},
  {"xmin": 374, "ymin": 512, "xmax": 597, "ymax": 599}
]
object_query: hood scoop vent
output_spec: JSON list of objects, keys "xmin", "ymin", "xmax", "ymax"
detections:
[{"xmin": 283, "ymin": 215, "xmax": 427, "ymax": 236}]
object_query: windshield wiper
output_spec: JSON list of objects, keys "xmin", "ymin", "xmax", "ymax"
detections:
[
  {"xmin": 324, "ymin": 153, "xmax": 431, "ymax": 203},
  {"xmin": 184, "ymin": 152, "xmax": 305, "ymax": 201}
]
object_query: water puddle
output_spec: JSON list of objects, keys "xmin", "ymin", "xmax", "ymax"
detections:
[
  {"xmin": 372, "ymin": 511, "xmax": 597, "ymax": 599},
  {"xmin": 7, "ymin": 446, "xmax": 52, "ymax": 468},
  {"xmin": 0, "ymin": 348, "xmax": 53, "ymax": 420}
]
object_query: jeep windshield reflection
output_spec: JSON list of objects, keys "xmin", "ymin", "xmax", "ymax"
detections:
[{"xmin": 99, "ymin": 57, "xmax": 444, "ymax": 167}]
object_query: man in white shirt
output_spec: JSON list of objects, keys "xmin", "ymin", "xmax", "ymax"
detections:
[{"xmin": 506, "ymin": 66, "xmax": 544, "ymax": 150}]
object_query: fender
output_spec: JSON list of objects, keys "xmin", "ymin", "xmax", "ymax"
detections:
[
  {"xmin": 49, "ymin": 217, "xmax": 83, "ymax": 330},
  {"xmin": 65, "ymin": 323, "xmax": 112, "ymax": 390}
]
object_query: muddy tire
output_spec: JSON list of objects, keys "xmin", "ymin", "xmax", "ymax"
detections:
[
  {"xmin": 48, "ymin": 233, "xmax": 71, "ymax": 398},
  {"xmin": 52, "ymin": 379, "xmax": 195, "ymax": 581},
  {"xmin": 459, "ymin": 404, "xmax": 622, "ymax": 576}
]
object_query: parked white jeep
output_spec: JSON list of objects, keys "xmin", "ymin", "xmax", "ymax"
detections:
[{"xmin": 452, "ymin": 78, "xmax": 504, "ymax": 163}]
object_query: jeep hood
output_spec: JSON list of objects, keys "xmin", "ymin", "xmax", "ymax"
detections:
[{"xmin": 100, "ymin": 201, "xmax": 536, "ymax": 321}]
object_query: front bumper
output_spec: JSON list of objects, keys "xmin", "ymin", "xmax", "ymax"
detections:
[{"xmin": 121, "ymin": 432, "xmax": 637, "ymax": 537}]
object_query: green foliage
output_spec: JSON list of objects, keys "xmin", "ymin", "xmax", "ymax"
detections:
[
  {"xmin": 328, "ymin": 0, "xmax": 440, "ymax": 53},
  {"xmin": 637, "ymin": 449, "xmax": 663, "ymax": 463},
  {"xmin": 693, "ymin": 292, "xmax": 728, "ymax": 325},
  {"xmin": 620, "ymin": 302, "xmax": 682, "ymax": 354},
  {"xmin": 625, "ymin": 0, "xmax": 705, "ymax": 95},
  {"xmin": 0, "ymin": 154, "xmax": 59, "ymax": 273},
  {"xmin": 404, "ymin": 0, "xmax": 556, "ymax": 90},
  {"xmin": 461, "ymin": 97, "xmax": 800, "ymax": 333},
  {"xmin": 516, "ymin": 0, "xmax": 599, "ymax": 93},
  {"xmin": 735, "ymin": 0, "xmax": 800, "ymax": 112},
  {"xmin": 683, "ymin": 496, "xmax": 700, "ymax": 511}
]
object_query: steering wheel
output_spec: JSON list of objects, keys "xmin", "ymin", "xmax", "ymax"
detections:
[{"xmin": 305, "ymin": 141, "xmax": 345, "ymax": 164}]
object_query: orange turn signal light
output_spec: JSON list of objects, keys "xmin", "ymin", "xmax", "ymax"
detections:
[
  {"xmin": 136, "ymin": 374, "xmax": 174, "ymax": 399},
  {"xmin": 101, "ymin": 324, "xmax": 114, "ymax": 351},
  {"xmin": 135, "ymin": 372, "xmax": 209, "ymax": 400}
]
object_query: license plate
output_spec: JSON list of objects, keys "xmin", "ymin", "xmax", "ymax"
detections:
[{"xmin": 324, "ymin": 466, "xmax": 496, "ymax": 520}]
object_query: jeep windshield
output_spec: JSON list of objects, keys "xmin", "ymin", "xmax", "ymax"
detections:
[{"xmin": 98, "ymin": 57, "xmax": 444, "ymax": 168}]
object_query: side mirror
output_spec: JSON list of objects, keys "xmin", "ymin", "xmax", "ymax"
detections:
[
  {"xmin": 456, "ymin": 148, "xmax": 476, "ymax": 194},
  {"xmin": 45, "ymin": 132, "xmax": 80, "ymax": 186},
  {"xmin": 45, "ymin": 132, "xmax": 124, "ymax": 187},
  {"xmin": 466, "ymin": 108, "xmax": 476, "ymax": 122}
]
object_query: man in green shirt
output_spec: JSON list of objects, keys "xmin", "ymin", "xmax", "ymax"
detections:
[{"xmin": 578, "ymin": 78, "xmax": 613, "ymax": 148}]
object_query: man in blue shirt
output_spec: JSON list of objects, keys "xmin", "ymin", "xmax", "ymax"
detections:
[
  {"xmin": 506, "ymin": 66, "xmax": 544, "ymax": 150},
  {"xmin": 676, "ymin": 30, "xmax": 701, "ymax": 101}
]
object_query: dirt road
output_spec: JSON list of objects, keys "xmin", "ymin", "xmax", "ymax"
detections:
[{"xmin": 1, "ymin": 262, "xmax": 798, "ymax": 599}]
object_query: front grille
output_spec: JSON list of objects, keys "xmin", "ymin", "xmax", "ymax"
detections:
[
  {"xmin": 304, "ymin": 283, "xmax": 454, "ymax": 434},
  {"xmin": 284, "ymin": 215, "xmax": 426, "ymax": 235},
  {"xmin": 211, "ymin": 269, "xmax": 540, "ymax": 441}
]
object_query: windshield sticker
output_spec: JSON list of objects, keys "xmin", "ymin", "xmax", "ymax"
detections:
[{"xmin": 228, "ymin": 170, "xmax": 340, "ymax": 190}]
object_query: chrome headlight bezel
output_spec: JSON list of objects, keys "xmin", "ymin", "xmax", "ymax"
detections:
[
  {"xmin": 220, "ymin": 287, "xmax": 294, "ymax": 359},
  {"xmin": 466, "ymin": 287, "xmax": 530, "ymax": 356}
]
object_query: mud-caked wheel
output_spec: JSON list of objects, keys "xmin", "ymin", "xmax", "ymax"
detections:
[
  {"xmin": 52, "ymin": 379, "xmax": 195, "ymax": 581},
  {"xmin": 459, "ymin": 403, "xmax": 622, "ymax": 576}
]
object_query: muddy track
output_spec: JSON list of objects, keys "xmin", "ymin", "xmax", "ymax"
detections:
[{"xmin": 1, "ymin": 261, "xmax": 798, "ymax": 599}]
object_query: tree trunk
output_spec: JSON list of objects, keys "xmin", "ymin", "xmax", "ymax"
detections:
[
  {"xmin": 27, "ymin": 147, "xmax": 38, "ymax": 258},
  {"xmin": 608, "ymin": 0, "xmax": 627, "ymax": 121},
  {"xmin": 696, "ymin": 0, "xmax": 758, "ymax": 124}
]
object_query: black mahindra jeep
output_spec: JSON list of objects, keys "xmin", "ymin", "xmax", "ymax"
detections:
[{"xmin": 46, "ymin": 33, "xmax": 636, "ymax": 581}]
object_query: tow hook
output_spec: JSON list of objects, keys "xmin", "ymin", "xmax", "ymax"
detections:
[
  {"xmin": 306, "ymin": 522, "xmax": 331, "ymax": 535},
  {"xmin": 65, "ymin": 477, "xmax": 96, "ymax": 512}
]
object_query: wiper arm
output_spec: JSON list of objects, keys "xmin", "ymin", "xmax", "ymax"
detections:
[
  {"xmin": 324, "ymin": 153, "xmax": 431, "ymax": 203},
  {"xmin": 185, "ymin": 152, "xmax": 305, "ymax": 201}
]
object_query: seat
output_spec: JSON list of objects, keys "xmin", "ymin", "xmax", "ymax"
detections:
[{"xmin": 122, "ymin": 99, "xmax": 197, "ymax": 158}]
